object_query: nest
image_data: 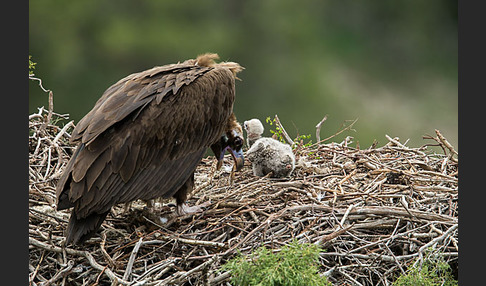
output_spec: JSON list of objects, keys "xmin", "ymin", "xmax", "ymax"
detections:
[{"xmin": 29, "ymin": 102, "xmax": 458, "ymax": 285}]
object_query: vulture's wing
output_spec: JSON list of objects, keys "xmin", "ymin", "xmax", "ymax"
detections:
[
  {"xmin": 71, "ymin": 62, "xmax": 212, "ymax": 145},
  {"xmin": 56, "ymin": 58, "xmax": 239, "ymax": 243}
]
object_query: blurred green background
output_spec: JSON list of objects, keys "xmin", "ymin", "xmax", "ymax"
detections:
[{"xmin": 29, "ymin": 0, "xmax": 457, "ymax": 149}]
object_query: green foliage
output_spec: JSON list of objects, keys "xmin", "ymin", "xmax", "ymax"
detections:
[
  {"xmin": 221, "ymin": 241, "xmax": 331, "ymax": 286},
  {"xmin": 29, "ymin": 55, "xmax": 37, "ymax": 76},
  {"xmin": 266, "ymin": 116, "xmax": 286, "ymax": 144},
  {"xmin": 266, "ymin": 116, "xmax": 312, "ymax": 150},
  {"xmin": 294, "ymin": 134, "xmax": 313, "ymax": 149},
  {"xmin": 393, "ymin": 250, "xmax": 457, "ymax": 286}
]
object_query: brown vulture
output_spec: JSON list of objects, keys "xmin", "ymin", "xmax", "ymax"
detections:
[{"xmin": 56, "ymin": 53, "xmax": 244, "ymax": 244}]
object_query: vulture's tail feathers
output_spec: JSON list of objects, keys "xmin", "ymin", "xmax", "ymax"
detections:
[{"xmin": 65, "ymin": 211, "xmax": 109, "ymax": 245}]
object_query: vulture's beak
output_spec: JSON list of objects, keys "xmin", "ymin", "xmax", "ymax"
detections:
[
  {"xmin": 228, "ymin": 147, "xmax": 245, "ymax": 171},
  {"xmin": 211, "ymin": 133, "xmax": 245, "ymax": 171}
]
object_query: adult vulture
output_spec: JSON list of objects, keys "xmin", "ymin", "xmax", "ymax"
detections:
[{"xmin": 56, "ymin": 53, "xmax": 245, "ymax": 244}]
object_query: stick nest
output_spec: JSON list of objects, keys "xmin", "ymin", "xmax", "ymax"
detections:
[{"xmin": 29, "ymin": 106, "xmax": 458, "ymax": 286}]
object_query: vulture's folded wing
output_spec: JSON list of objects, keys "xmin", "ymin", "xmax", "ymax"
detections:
[{"xmin": 56, "ymin": 64, "xmax": 236, "ymax": 218}]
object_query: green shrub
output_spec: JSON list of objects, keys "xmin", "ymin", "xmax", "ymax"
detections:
[
  {"xmin": 221, "ymin": 241, "xmax": 331, "ymax": 286},
  {"xmin": 29, "ymin": 55, "xmax": 37, "ymax": 76},
  {"xmin": 393, "ymin": 250, "xmax": 457, "ymax": 286},
  {"xmin": 266, "ymin": 116, "xmax": 287, "ymax": 144},
  {"xmin": 266, "ymin": 116, "xmax": 312, "ymax": 149}
]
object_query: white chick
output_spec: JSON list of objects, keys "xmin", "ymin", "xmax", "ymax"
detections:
[
  {"xmin": 243, "ymin": 118, "xmax": 265, "ymax": 147},
  {"xmin": 244, "ymin": 119, "xmax": 295, "ymax": 178}
]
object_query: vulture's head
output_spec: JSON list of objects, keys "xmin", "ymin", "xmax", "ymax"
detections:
[
  {"xmin": 243, "ymin": 118, "xmax": 265, "ymax": 147},
  {"xmin": 211, "ymin": 114, "xmax": 245, "ymax": 171}
]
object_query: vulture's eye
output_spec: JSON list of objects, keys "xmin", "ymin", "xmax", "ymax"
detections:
[{"xmin": 233, "ymin": 136, "xmax": 243, "ymax": 150}]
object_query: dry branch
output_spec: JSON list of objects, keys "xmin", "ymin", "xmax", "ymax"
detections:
[
  {"xmin": 273, "ymin": 114, "xmax": 294, "ymax": 146},
  {"xmin": 315, "ymin": 114, "xmax": 328, "ymax": 143}
]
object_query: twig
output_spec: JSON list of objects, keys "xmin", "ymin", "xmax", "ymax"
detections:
[
  {"xmin": 273, "ymin": 115, "xmax": 294, "ymax": 146},
  {"xmin": 315, "ymin": 115, "xmax": 328, "ymax": 143},
  {"xmin": 165, "ymin": 255, "xmax": 218, "ymax": 284},
  {"xmin": 123, "ymin": 237, "xmax": 143, "ymax": 281},
  {"xmin": 316, "ymin": 224, "xmax": 353, "ymax": 246},
  {"xmin": 414, "ymin": 223, "xmax": 458, "ymax": 268},
  {"xmin": 29, "ymin": 237, "xmax": 130, "ymax": 285},
  {"xmin": 309, "ymin": 118, "xmax": 358, "ymax": 147},
  {"xmin": 140, "ymin": 235, "xmax": 226, "ymax": 249},
  {"xmin": 47, "ymin": 91, "xmax": 53, "ymax": 126},
  {"xmin": 29, "ymin": 76, "xmax": 51, "ymax": 93},
  {"xmin": 132, "ymin": 260, "xmax": 175, "ymax": 283},
  {"xmin": 209, "ymin": 271, "xmax": 231, "ymax": 285},
  {"xmin": 52, "ymin": 120, "xmax": 74, "ymax": 146},
  {"xmin": 435, "ymin": 129, "xmax": 458, "ymax": 157},
  {"xmin": 100, "ymin": 233, "xmax": 116, "ymax": 269},
  {"xmin": 339, "ymin": 204, "xmax": 356, "ymax": 226},
  {"xmin": 39, "ymin": 260, "xmax": 74, "ymax": 286},
  {"xmin": 351, "ymin": 206, "xmax": 457, "ymax": 223}
]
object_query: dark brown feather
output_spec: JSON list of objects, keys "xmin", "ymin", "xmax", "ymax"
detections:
[
  {"xmin": 119, "ymin": 143, "xmax": 140, "ymax": 182},
  {"xmin": 65, "ymin": 211, "xmax": 109, "ymax": 244}
]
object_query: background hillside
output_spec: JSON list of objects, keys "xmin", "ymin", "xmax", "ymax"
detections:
[{"xmin": 29, "ymin": 0, "xmax": 457, "ymax": 148}]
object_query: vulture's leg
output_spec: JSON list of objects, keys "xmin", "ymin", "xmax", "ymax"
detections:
[
  {"xmin": 123, "ymin": 200, "xmax": 157, "ymax": 214},
  {"xmin": 144, "ymin": 199, "xmax": 163, "ymax": 212},
  {"xmin": 173, "ymin": 173, "xmax": 210, "ymax": 215},
  {"xmin": 177, "ymin": 203, "xmax": 208, "ymax": 215}
]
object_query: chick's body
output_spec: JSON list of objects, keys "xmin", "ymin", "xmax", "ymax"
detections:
[{"xmin": 246, "ymin": 137, "xmax": 295, "ymax": 178}]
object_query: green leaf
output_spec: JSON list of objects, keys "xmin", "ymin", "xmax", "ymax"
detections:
[{"xmin": 29, "ymin": 55, "xmax": 37, "ymax": 76}]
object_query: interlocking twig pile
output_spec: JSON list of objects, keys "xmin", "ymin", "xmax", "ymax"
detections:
[{"xmin": 29, "ymin": 104, "xmax": 458, "ymax": 285}]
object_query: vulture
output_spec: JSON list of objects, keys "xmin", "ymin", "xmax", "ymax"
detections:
[
  {"xmin": 244, "ymin": 118, "xmax": 295, "ymax": 178},
  {"xmin": 56, "ymin": 53, "xmax": 245, "ymax": 244}
]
